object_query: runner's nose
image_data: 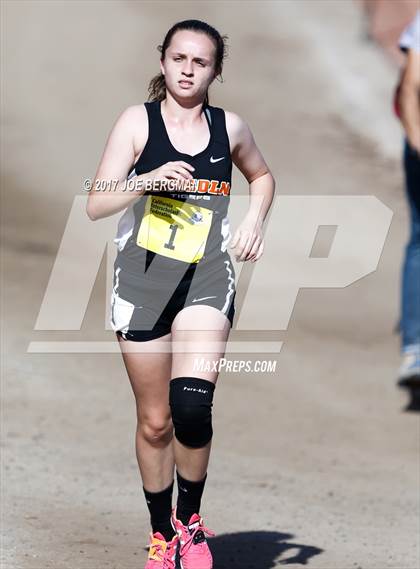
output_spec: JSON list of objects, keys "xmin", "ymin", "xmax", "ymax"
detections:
[{"xmin": 181, "ymin": 62, "xmax": 193, "ymax": 76}]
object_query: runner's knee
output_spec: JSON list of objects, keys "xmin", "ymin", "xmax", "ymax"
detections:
[
  {"xmin": 138, "ymin": 416, "xmax": 173, "ymax": 447},
  {"xmin": 169, "ymin": 377, "xmax": 216, "ymax": 448}
]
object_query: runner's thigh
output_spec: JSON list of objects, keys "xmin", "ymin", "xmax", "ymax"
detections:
[
  {"xmin": 117, "ymin": 332, "xmax": 173, "ymax": 420},
  {"xmin": 170, "ymin": 305, "xmax": 231, "ymax": 382}
]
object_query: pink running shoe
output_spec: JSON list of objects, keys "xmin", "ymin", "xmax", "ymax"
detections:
[
  {"xmin": 144, "ymin": 531, "xmax": 178, "ymax": 569},
  {"xmin": 171, "ymin": 506, "xmax": 216, "ymax": 569}
]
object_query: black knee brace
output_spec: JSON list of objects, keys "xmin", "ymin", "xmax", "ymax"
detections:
[{"xmin": 169, "ymin": 377, "xmax": 216, "ymax": 448}]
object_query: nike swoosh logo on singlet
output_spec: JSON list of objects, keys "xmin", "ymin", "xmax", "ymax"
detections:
[
  {"xmin": 192, "ymin": 296, "xmax": 217, "ymax": 302},
  {"xmin": 210, "ymin": 156, "xmax": 225, "ymax": 163}
]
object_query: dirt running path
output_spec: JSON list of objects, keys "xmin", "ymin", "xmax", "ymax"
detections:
[{"xmin": 2, "ymin": 1, "xmax": 418, "ymax": 568}]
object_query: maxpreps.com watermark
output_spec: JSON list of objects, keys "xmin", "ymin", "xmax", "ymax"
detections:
[{"xmin": 193, "ymin": 358, "xmax": 277, "ymax": 373}]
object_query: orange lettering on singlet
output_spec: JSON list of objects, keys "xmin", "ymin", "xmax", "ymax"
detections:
[
  {"xmin": 208, "ymin": 180, "xmax": 219, "ymax": 195},
  {"xmin": 218, "ymin": 181, "xmax": 230, "ymax": 196},
  {"xmin": 197, "ymin": 179, "xmax": 210, "ymax": 193}
]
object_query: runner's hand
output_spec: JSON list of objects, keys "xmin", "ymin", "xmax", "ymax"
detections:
[
  {"xmin": 230, "ymin": 216, "xmax": 264, "ymax": 263},
  {"xmin": 145, "ymin": 161, "xmax": 195, "ymax": 191}
]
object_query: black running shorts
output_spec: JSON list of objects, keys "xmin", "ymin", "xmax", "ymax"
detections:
[{"xmin": 110, "ymin": 254, "xmax": 236, "ymax": 342}]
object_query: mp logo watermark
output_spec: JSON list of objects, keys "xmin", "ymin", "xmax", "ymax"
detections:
[{"xmin": 28, "ymin": 194, "xmax": 392, "ymax": 355}]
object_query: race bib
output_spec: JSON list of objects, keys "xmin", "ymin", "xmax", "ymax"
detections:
[{"xmin": 136, "ymin": 195, "xmax": 213, "ymax": 263}]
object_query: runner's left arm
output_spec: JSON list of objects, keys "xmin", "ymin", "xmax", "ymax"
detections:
[{"xmin": 226, "ymin": 111, "xmax": 276, "ymax": 262}]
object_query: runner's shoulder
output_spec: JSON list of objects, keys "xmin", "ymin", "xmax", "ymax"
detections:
[
  {"xmin": 224, "ymin": 109, "xmax": 245, "ymax": 128},
  {"xmin": 115, "ymin": 103, "xmax": 148, "ymax": 131},
  {"xmin": 223, "ymin": 110, "xmax": 252, "ymax": 153},
  {"xmin": 114, "ymin": 104, "xmax": 149, "ymax": 150}
]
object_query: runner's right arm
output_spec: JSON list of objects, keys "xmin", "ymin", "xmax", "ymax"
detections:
[
  {"xmin": 86, "ymin": 106, "xmax": 146, "ymax": 221},
  {"xmin": 86, "ymin": 105, "xmax": 195, "ymax": 221}
]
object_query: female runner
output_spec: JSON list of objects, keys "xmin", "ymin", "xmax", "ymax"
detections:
[{"xmin": 87, "ymin": 19, "xmax": 275, "ymax": 569}]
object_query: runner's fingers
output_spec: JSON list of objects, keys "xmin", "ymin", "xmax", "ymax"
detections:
[
  {"xmin": 234, "ymin": 234, "xmax": 247, "ymax": 259},
  {"xmin": 167, "ymin": 161, "xmax": 194, "ymax": 178},
  {"xmin": 252, "ymin": 240, "xmax": 264, "ymax": 262},
  {"xmin": 175, "ymin": 165, "xmax": 195, "ymax": 179},
  {"xmin": 171, "ymin": 160, "xmax": 195, "ymax": 174},
  {"xmin": 239, "ymin": 234, "xmax": 254, "ymax": 261},
  {"xmin": 166, "ymin": 167, "xmax": 193, "ymax": 180},
  {"xmin": 248, "ymin": 240, "xmax": 263, "ymax": 263},
  {"xmin": 149, "ymin": 175, "xmax": 186, "ymax": 193},
  {"xmin": 236, "ymin": 232, "xmax": 254, "ymax": 261},
  {"xmin": 245, "ymin": 235, "xmax": 262, "ymax": 260}
]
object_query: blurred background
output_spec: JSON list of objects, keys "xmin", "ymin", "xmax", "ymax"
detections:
[
  {"xmin": 359, "ymin": 0, "xmax": 417, "ymax": 63},
  {"xmin": 2, "ymin": 1, "xmax": 419, "ymax": 568}
]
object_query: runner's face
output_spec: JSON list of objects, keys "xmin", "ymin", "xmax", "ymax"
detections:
[{"xmin": 161, "ymin": 30, "xmax": 217, "ymax": 101}]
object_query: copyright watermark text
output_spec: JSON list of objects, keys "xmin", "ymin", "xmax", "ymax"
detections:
[{"xmin": 82, "ymin": 177, "xmax": 199, "ymax": 193}]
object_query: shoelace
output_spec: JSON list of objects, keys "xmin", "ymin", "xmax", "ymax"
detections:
[
  {"xmin": 163, "ymin": 548, "xmax": 175, "ymax": 569},
  {"xmin": 179, "ymin": 519, "xmax": 216, "ymax": 556},
  {"xmin": 149, "ymin": 541, "xmax": 165, "ymax": 561},
  {"xmin": 149, "ymin": 541, "xmax": 177, "ymax": 569}
]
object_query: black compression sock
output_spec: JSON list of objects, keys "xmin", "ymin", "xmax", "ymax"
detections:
[
  {"xmin": 176, "ymin": 471, "xmax": 207, "ymax": 525},
  {"xmin": 143, "ymin": 480, "xmax": 176, "ymax": 542}
]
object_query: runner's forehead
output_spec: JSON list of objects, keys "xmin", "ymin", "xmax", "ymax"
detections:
[{"xmin": 168, "ymin": 30, "xmax": 216, "ymax": 61}]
